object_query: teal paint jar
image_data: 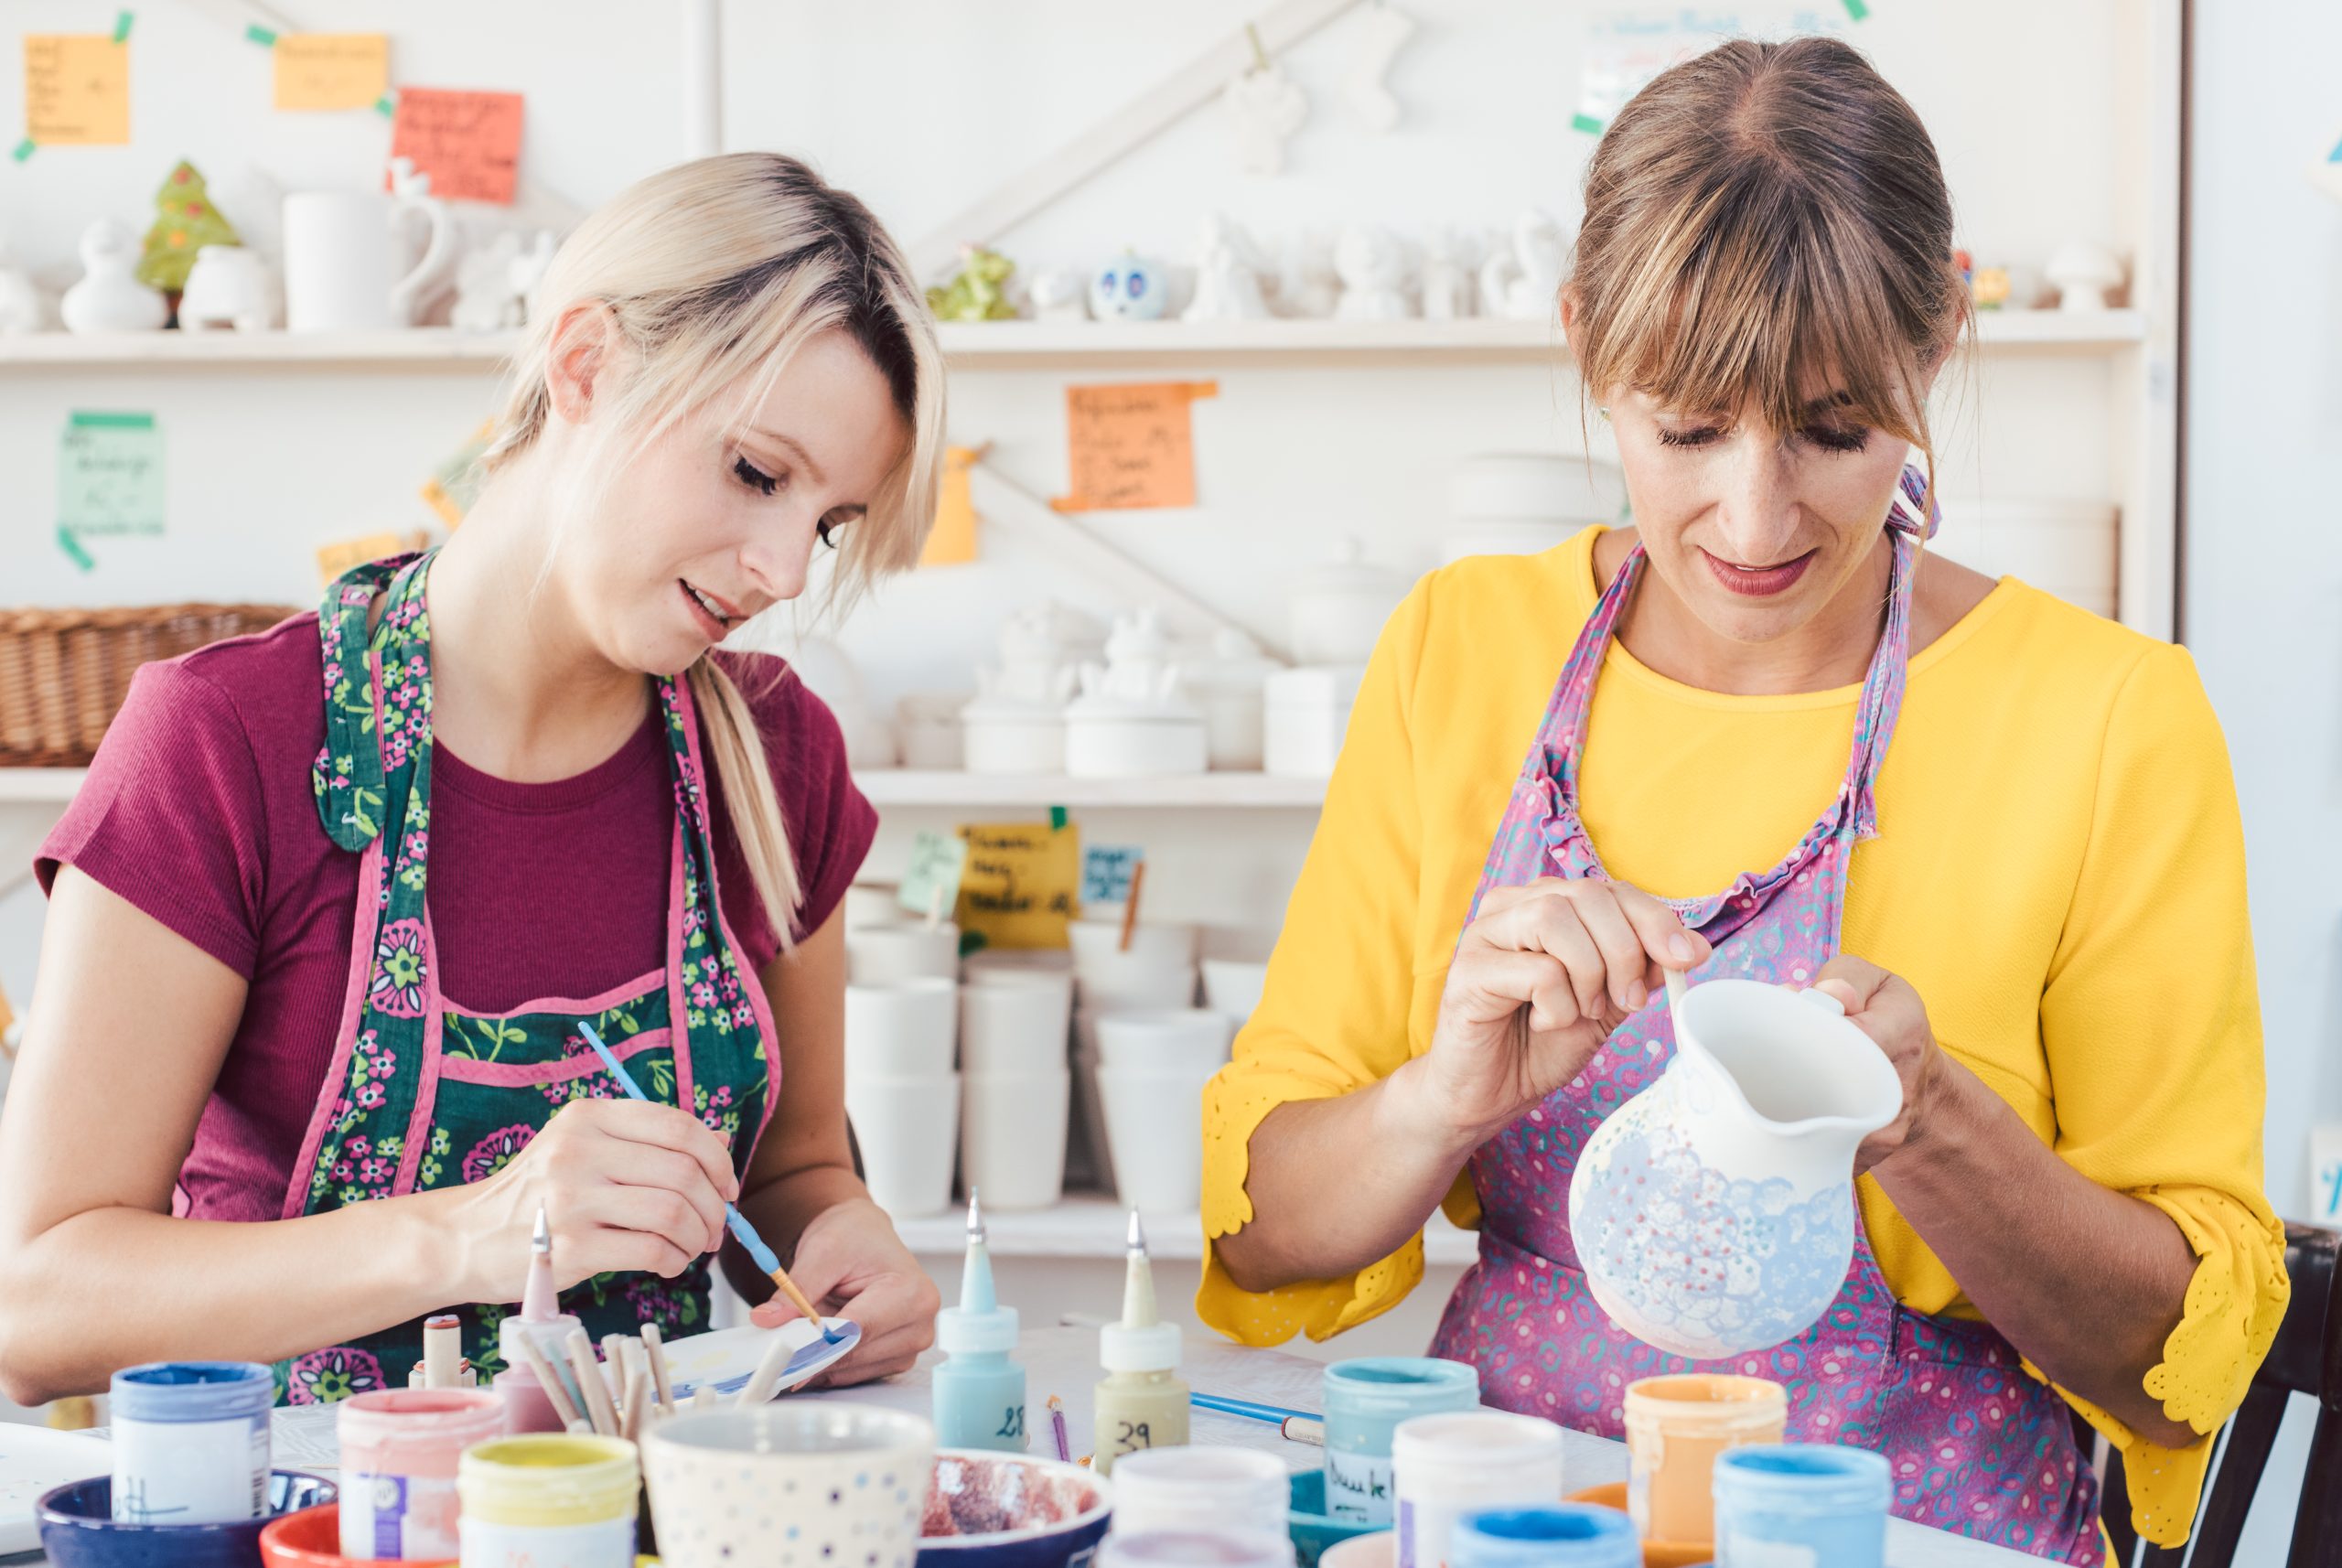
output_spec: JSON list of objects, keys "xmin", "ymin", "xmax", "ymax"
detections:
[
  {"xmin": 1452, "ymin": 1507, "xmax": 1640, "ymax": 1568},
  {"xmin": 1322, "ymin": 1357, "xmax": 1480, "ymax": 1526},
  {"xmin": 1712, "ymin": 1444, "xmax": 1889, "ymax": 1568}
]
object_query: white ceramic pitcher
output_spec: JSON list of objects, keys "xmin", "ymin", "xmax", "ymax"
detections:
[
  {"xmin": 1566, "ymin": 977, "xmax": 1903, "ymax": 1359},
  {"xmin": 282, "ymin": 188, "xmax": 455, "ymax": 332}
]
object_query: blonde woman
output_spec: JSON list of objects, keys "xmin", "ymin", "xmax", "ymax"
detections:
[
  {"xmin": 0, "ymin": 154, "xmax": 945, "ymax": 1405},
  {"xmin": 1202, "ymin": 40, "xmax": 2284, "ymax": 1563}
]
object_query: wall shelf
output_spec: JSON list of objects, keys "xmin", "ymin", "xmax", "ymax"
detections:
[
  {"xmin": 891, "ymin": 1192, "xmax": 1478, "ymax": 1266},
  {"xmin": 0, "ymin": 766, "xmax": 1325, "ymax": 811},
  {"xmin": 857, "ymin": 770, "xmax": 1324, "ymax": 809},
  {"xmin": 0, "ymin": 309, "xmax": 2148, "ymax": 373}
]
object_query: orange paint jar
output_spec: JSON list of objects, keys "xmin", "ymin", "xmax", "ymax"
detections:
[{"xmin": 1621, "ymin": 1373, "xmax": 1786, "ymax": 1548}]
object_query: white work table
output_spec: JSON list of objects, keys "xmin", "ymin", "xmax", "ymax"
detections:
[{"xmin": 6, "ymin": 1327, "xmax": 2044, "ymax": 1565}]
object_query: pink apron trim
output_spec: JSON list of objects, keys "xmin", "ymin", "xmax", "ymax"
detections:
[
  {"xmin": 439, "ymin": 1027, "xmax": 674, "ymax": 1089},
  {"xmin": 438, "ymin": 967, "xmax": 671, "ymax": 1024},
  {"xmin": 281, "ymin": 832, "xmax": 390, "ymax": 1220}
]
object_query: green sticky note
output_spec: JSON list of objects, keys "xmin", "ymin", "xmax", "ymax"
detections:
[
  {"xmin": 59, "ymin": 411, "xmax": 165, "ymax": 540},
  {"xmin": 11, "ymin": 138, "xmax": 33, "ymax": 162},
  {"xmin": 1048, "ymin": 805, "xmax": 1069, "ymax": 832},
  {"xmin": 1571, "ymin": 112, "xmax": 1606, "ymax": 135},
  {"xmin": 1842, "ymin": 0, "xmax": 1870, "ymax": 17},
  {"xmin": 897, "ymin": 830, "xmax": 970, "ymax": 921},
  {"xmin": 113, "ymin": 10, "xmax": 133, "ymax": 42},
  {"xmin": 244, "ymin": 22, "xmax": 278, "ymax": 45},
  {"xmin": 56, "ymin": 528, "xmax": 95, "ymax": 572},
  {"xmin": 1081, "ymin": 845, "xmax": 1143, "ymax": 907}
]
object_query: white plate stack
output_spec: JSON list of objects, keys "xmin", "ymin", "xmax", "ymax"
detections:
[
  {"xmin": 1443, "ymin": 452, "xmax": 1626, "ymax": 565},
  {"xmin": 1929, "ymin": 499, "xmax": 2120, "ymax": 619}
]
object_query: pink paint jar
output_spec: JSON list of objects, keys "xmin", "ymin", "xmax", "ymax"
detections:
[{"xmin": 336, "ymin": 1388, "xmax": 505, "ymax": 1561}]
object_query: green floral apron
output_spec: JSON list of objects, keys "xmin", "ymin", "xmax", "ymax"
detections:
[{"xmin": 275, "ymin": 552, "xmax": 778, "ymax": 1404}]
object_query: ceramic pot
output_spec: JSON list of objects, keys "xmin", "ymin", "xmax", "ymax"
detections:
[
  {"xmin": 643, "ymin": 1405, "xmax": 933, "ymax": 1568},
  {"xmin": 850, "ymin": 925, "xmax": 962, "ymax": 985},
  {"xmin": 961, "ymin": 707, "xmax": 1068, "ymax": 776},
  {"xmin": 1288, "ymin": 542, "xmax": 1408, "ymax": 667},
  {"xmin": 1094, "ymin": 1009, "xmax": 1231, "ymax": 1074},
  {"xmin": 1566, "ymin": 980, "xmax": 1902, "ymax": 1359},
  {"xmin": 1201, "ymin": 959, "xmax": 1270, "ymax": 1022},
  {"xmin": 961, "ymin": 971, "xmax": 1075, "ymax": 1077},
  {"xmin": 844, "ymin": 1073, "xmax": 962, "ymax": 1219},
  {"xmin": 959, "ymin": 1069, "xmax": 1069, "ymax": 1211},
  {"xmin": 845, "ymin": 978, "xmax": 960, "ymax": 1077},
  {"xmin": 1263, "ymin": 667, "xmax": 1365, "ymax": 779},
  {"xmin": 1096, "ymin": 1059, "xmax": 1216, "ymax": 1211},
  {"xmin": 1069, "ymin": 918, "xmax": 1198, "ymax": 970},
  {"xmin": 178, "ymin": 246, "xmax": 274, "ymax": 332}
]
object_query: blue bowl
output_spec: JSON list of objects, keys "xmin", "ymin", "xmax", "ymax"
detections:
[
  {"xmin": 1288, "ymin": 1469, "xmax": 1380, "ymax": 1567},
  {"xmin": 38, "ymin": 1472, "xmax": 338, "ymax": 1568},
  {"xmin": 918, "ymin": 1450, "xmax": 1112, "ymax": 1568}
]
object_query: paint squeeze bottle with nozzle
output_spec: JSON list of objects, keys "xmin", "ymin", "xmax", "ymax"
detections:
[
  {"xmin": 491, "ymin": 1205, "xmax": 586, "ymax": 1434},
  {"xmin": 1094, "ymin": 1210, "xmax": 1187, "ymax": 1476},
  {"xmin": 933, "ymin": 1191, "xmax": 1027, "ymax": 1450}
]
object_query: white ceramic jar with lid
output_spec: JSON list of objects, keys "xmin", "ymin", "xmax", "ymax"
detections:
[
  {"xmin": 1065, "ymin": 609, "xmax": 1208, "ymax": 778},
  {"xmin": 1178, "ymin": 628, "xmax": 1282, "ymax": 771},
  {"xmin": 1288, "ymin": 540, "xmax": 1410, "ymax": 667},
  {"xmin": 1262, "ymin": 666, "xmax": 1366, "ymax": 778}
]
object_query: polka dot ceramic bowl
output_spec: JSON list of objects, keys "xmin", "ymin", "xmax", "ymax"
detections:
[
  {"xmin": 644, "ymin": 1403, "xmax": 936, "ymax": 1568},
  {"xmin": 918, "ymin": 1450, "xmax": 1112, "ymax": 1568}
]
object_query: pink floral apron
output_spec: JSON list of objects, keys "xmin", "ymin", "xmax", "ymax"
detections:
[
  {"xmin": 1427, "ymin": 468, "xmax": 2102, "ymax": 1563},
  {"xmin": 273, "ymin": 552, "xmax": 779, "ymax": 1404}
]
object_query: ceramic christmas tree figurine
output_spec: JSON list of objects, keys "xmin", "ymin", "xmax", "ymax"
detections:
[
  {"xmin": 927, "ymin": 246, "xmax": 1018, "ymax": 321},
  {"xmin": 137, "ymin": 162, "xmax": 241, "ymax": 296}
]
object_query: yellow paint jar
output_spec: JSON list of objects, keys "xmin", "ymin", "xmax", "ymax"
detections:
[
  {"xmin": 1622, "ymin": 1374, "xmax": 1786, "ymax": 1549},
  {"xmin": 456, "ymin": 1435, "xmax": 639, "ymax": 1568}
]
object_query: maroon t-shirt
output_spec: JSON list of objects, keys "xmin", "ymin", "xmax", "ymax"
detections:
[{"xmin": 37, "ymin": 615, "xmax": 876, "ymax": 1223}]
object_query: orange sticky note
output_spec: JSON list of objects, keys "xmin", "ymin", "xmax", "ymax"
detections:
[
  {"xmin": 390, "ymin": 87, "xmax": 523, "ymax": 204},
  {"xmin": 920, "ymin": 445, "xmax": 983, "ymax": 567},
  {"xmin": 274, "ymin": 35, "xmax": 389, "ymax": 112},
  {"xmin": 1051, "ymin": 381, "xmax": 1218, "ymax": 512},
  {"xmin": 24, "ymin": 35, "xmax": 130, "ymax": 145}
]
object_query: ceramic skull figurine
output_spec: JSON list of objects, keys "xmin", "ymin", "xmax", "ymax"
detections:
[{"xmin": 1090, "ymin": 252, "xmax": 1167, "ymax": 321}]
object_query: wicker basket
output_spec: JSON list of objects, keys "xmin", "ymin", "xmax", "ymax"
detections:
[{"xmin": 0, "ymin": 603, "xmax": 303, "ymax": 768}]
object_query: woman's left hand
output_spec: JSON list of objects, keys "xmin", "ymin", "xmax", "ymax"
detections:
[
  {"xmin": 748, "ymin": 1197, "xmax": 940, "ymax": 1386},
  {"xmin": 1810, "ymin": 955, "xmax": 1955, "ymax": 1175}
]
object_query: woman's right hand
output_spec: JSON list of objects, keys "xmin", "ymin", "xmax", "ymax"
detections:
[
  {"xmin": 446, "ymin": 1100, "xmax": 741, "ymax": 1303},
  {"xmin": 1407, "ymin": 876, "xmax": 1710, "ymax": 1144}
]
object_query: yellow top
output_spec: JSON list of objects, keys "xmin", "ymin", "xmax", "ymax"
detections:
[{"xmin": 1199, "ymin": 527, "xmax": 2288, "ymax": 1547}]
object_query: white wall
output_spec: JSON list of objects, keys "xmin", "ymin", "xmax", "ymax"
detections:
[{"xmin": 2184, "ymin": 1, "xmax": 2342, "ymax": 1556}]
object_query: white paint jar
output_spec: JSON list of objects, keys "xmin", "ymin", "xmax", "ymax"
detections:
[
  {"xmin": 1391, "ymin": 1412, "xmax": 1563, "ymax": 1568},
  {"xmin": 108, "ymin": 1360, "xmax": 274, "ymax": 1525},
  {"xmin": 1110, "ymin": 1445, "xmax": 1292, "ymax": 1541}
]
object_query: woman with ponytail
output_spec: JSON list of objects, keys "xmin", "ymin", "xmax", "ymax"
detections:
[{"xmin": 0, "ymin": 154, "xmax": 947, "ymax": 1404}]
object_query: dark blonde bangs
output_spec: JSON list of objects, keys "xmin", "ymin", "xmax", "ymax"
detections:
[{"xmin": 1569, "ymin": 36, "xmax": 1969, "ymax": 477}]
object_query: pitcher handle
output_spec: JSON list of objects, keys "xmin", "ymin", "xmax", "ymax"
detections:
[
  {"xmin": 388, "ymin": 192, "xmax": 457, "ymax": 323},
  {"xmin": 1790, "ymin": 984, "xmax": 1846, "ymax": 1017}
]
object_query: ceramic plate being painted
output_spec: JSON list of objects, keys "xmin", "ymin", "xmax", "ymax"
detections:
[
  {"xmin": 0, "ymin": 1425, "xmax": 112, "ymax": 1553},
  {"xmin": 659, "ymin": 1316, "xmax": 861, "ymax": 1402}
]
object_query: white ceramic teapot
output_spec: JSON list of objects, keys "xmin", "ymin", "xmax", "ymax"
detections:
[{"xmin": 1566, "ymin": 977, "xmax": 1903, "ymax": 1359}]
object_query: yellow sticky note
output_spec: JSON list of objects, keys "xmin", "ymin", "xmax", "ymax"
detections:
[
  {"xmin": 274, "ymin": 35, "xmax": 389, "ymax": 112},
  {"xmin": 956, "ymin": 821, "xmax": 1081, "ymax": 950},
  {"xmin": 1052, "ymin": 381, "xmax": 1218, "ymax": 512},
  {"xmin": 920, "ymin": 445, "xmax": 982, "ymax": 567},
  {"xmin": 24, "ymin": 35, "xmax": 130, "ymax": 146},
  {"xmin": 316, "ymin": 531, "xmax": 421, "ymax": 588}
]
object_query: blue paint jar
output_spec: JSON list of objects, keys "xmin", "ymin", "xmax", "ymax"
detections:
[
  {"xmin": 108, "ymin": 1360, "xmax": 274, "ymax": 1525},
  {"xmin": 1451, "ymin": 1507, "xmax": 1639, "ymax": 1568},
  {"xmin": 1712, "ymin": 1444, "xmax": 1890, "ymax": 1568},
  {"xmin": 1322, "ymin": 1357, "xmax": 1480, "ymax": 1526}
]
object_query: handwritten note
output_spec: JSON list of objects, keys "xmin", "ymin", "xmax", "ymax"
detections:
[
  {"xmin": 1081, "ymin": 845, "xmax": 1144, "ymax": 908},
  {"xmin": 920, "ymin": 445, "xmax": 982, "ymax": 567},
  {"xmin": 58, "ymin": 412, "xmax": 163, "ymax": 539},
  {"xmin": 957, "ymin": 821, "xmax": 1082, "ymax": 950},
  {"xmin": 897, "ymin": 831, "xmax": 972, "ymax": 922},
  {"xmin": 316, "ymin": 530, "xmax": 424, "ymax": 587},
  {"xmin": 390, "ymin": 87, "xmax": 523, "ymax": 204},
  {"xmin": 1051, "ymin": 381, "xmax": 1218, "ymax": 512},
  {"xmin": 274, "ymin": 34, "xmax": 389, "ymax": 111},
  {"xmin": 24, "ymin": 34, "xmax": 131, "ymax": 145}
]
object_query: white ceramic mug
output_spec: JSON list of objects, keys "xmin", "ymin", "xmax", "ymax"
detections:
[
  {"xmin": 848, "ymin": 923, "xmax": 961, "ymax": 985},
  {"xmin": 283, "ymin": 189, "xmax": 455, "ymax": 331},
  {"xmin": 1096, "ymin": 1060, "xmax": 1215, "ymax": 1211},
  {"xmin": 1075, "ymin": 960, "xmax": 1199, "ymax": 1014},
  {"xmin": 843, "ymin": 1073, "xmax": 961, "ymax": 1218},
  {"xmin": 643, "ymin": 1404, "xmax": 934, "ymax": 1568},
  {"xmin": 1070, "ymin": 918, "xmax": 1198, "ymax": 969},
  {"xmin": 961, "ymin": 971, "xmax": 1074, "ymax": 1077},
  {"xmin": 960, "ymin": 1069, "xmax": 1070, "ymax": 1210},
  {"xmin": 1095, "ymin": 1009, "xmax": 1232, "ymax": 1074},
  {"xmin": 1201, "ymin": 959, "xmax": 1271, "ymax": 1022},
  {"xmin": 844, "ymin": 978, "xmax": 959, "ymax": 1077}
]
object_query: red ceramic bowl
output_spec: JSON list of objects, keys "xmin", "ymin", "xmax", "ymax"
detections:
[{"xmin": 258, "ymin": 1503, "xmax": 454, "ymax": 1568}]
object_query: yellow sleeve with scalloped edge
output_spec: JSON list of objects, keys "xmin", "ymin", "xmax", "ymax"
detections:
[
  {"xmin": 2034, "ymin": 641, "xmax": 2289, "ymax": 1548},
  {"xmin": 1198, "ymin": 578, "xmax": 1439, "ymax": 1345}
]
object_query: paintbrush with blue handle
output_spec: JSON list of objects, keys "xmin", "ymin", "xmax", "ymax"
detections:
[{"xmin": 576, "ymin": 1020, "xmax": 845, "ymax": 1345}]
